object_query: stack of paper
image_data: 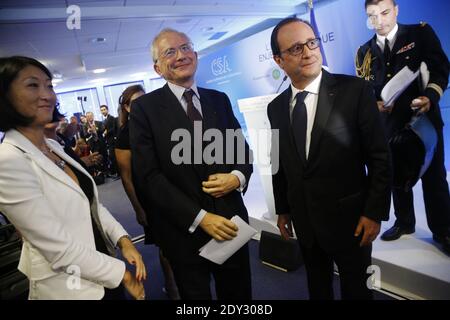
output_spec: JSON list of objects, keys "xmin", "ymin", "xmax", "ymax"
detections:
[
  {"xmin": 199, "ymin": 215, "xmax": 257, "ymax": 264},
  {"xmin": 381, "ymin": 65, "xmax": 419, "ymax": 107}
]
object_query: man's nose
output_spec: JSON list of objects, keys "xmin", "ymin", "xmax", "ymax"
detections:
[
  {"xmin": 302, "ymin": 45, "xmax": 314, "ymax": 58},
  {"xmin": 371, "ymin": 15, "xmax": 381, "ymax": 28}
]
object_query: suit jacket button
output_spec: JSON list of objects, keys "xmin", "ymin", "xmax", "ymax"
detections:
[
  {"xmin": 386, "ymin": 62, "xmax": 390, "ymax": 66},
  {"xmin": 387, "ymin": 74, "xmax": 392, "ymax": 78}
]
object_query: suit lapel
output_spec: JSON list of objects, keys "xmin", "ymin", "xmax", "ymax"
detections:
[
  {"xmin": 160, "ymin": 84, "xmax": 193, "ymax": 130},
  {"xmin": 197, "ymin": 88, "xmax": 218, "ymax": 132},
  {"xmin": 370, "ymin": 35, "xmax": 383, "ymax": 60},
  {"xmin": 4, "ymin": 130, "xmax": 86, "ymax": 197},
  {"xmin": 197, "ymin": 89, "xmax": 220, "ymax": 176},
  {"xmin": 50, "ymin": 141, "xmax": 116, "ymax": 255},
  {"xmin": 391, "ymin": 24, "xmax": 409, "ymax": 56},
  {"xmin": 307, "ymin": 71, "xmax": 336, "ymax": 166},
  {"xmin": 280, "ymin": 87, "xmax": 304, "ymax": 166}
]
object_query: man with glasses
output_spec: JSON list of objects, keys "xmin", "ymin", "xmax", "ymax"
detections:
[
  {"xmin": 129, "ymin": 28, "xmax": 253, "ymax": 299},
  {"xmin": 268, "ymin": 17, "xmax": 391, "ymax": 299},
  {"xmin": 356, "ymin": 0, "xmax": 450, "ymax": 254}
]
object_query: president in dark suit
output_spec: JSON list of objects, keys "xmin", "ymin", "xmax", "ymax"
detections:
[
  {"xmin": 268, "ymin": 17, "xmax": 391, "ymax": 299},
  {"xmin": 129, "ymin": 28, "xmax": 253, "ymax": 299},
  {"xmin": 356, "ymin": 0, "xmax": 450, "ymax": 253}
]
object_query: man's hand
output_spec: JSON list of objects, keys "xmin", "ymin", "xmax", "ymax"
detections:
[
  {"xmin": 199, "ymin": 212, "xmax": 238, "ymax": 241},
  {"xmin": 411, "ymin": 96, "xmax": 430, "ymax": 114},
  {"xmin": 377, "ymin": 101, "xmax": 393, "ymax": 113},
  {"xmin": 80, "ymin": 152, "xmax": 102, "ymax": 167},
  {"xmin": 118, "ymin": 236, "xmax": 147, "ymax": 282},
  {"xmin": 202, "ymin": 173, "xmax": 240, "ymax": 198},
  {"xmin": 135, "ymin": 207, "xmax": 148, "ymax": 227},
  {"xmin": 277, "ymin": 214, "xmax": 293, "ymax": 240},
  {"xmin": 354, "ymin": 216, "xmax": 381, "ymax": 247}
]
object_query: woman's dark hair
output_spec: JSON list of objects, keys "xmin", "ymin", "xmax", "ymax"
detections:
[
  {"xmin": 0, "ymin": 56, "xmax": 53, "ymax": 131},
  {"xmin": 118, "ymin": 84, "xmax": 145, "ymax": 128},
  {"xmin": 51, "ymin": 104, "xmax": 65, "ymax": 123}
]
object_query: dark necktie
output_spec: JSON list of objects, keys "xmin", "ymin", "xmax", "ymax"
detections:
[
  {"xmin": 292, "ymin": 90, "xmax": 309, "ymax": 161},
  {"xmin": 384, "ymin": 38, "xmax": 391, "ymax": 62},
  {"xmin": 183, "ymin": 89, "xmax": 203, "ymax": 123}
]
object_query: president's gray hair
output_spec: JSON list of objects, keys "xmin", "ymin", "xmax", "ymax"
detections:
[{"xmin": 151, "ymin": 28, "xmax": 192, "ymax": 63}]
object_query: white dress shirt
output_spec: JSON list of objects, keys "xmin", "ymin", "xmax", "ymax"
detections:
[
  {"xmin": 290, "ymin": 71, "xmax": 323, "ymax": 159},
  {"xmin": 376, "ymin": 23, "xmax": 398, "ymax": 52}
]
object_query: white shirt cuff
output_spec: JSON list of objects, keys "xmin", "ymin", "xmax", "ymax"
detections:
[
  {"xmin": 189, "ymin": 209, "xmax": 207, "ymax": 233},
  {"xmin": 231, "ymin": 170, "xmax": 246, "ymax": 192}
]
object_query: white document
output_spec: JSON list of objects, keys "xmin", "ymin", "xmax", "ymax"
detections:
[
  {"xmin": 419, "ymin": 61, "xmax": 430, "ymax": 91},
  {"xmin": 381, "ymin": 65, "xmax": 419, "ymax": 107},
  {"xmin": 199, "ymin": 215, "xmax": 257, "ymax": 265}
]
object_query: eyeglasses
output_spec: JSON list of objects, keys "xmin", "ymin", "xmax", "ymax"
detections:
[
  {"xmin": 279, "ymin": 38, "xmax": 321, "ymax": 56},
  {"xmin": 156, "ymin": 42, "xmax": 194, "ymax": 63}
]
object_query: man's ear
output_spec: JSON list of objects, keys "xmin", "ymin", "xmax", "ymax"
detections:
[
  {"xmin": 394, "ymin": 5, "xmax": 399, "ymax": 17},
  {"xmin": 154, "ymin": 63, "xmax": 161, "ymax": 76},
  {"xmin": 273, "ymin": 55, "xmax": 284, "ymax": 70}
]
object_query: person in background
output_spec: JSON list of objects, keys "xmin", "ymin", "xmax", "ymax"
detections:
[
  {"xmin": 115, "ymin": 84, "xmax": 180, "ymax": 299},
  {"xmin": 0, "ymin": 56, "xmax": 146, "ymax": 300},
  {"xmin": 356, "ymin": 0, "xmax": 450, "ymax": 254},
  {"xmin": 83, "ymin": 111, "xmax": 109, "ymax": 180},
  {"xmin": 44, "ymin": 108, "xmax": 103, "ymax": 171}
]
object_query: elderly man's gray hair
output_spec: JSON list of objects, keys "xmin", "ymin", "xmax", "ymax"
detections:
[{"xmin": 151, "ymin": 28, "xmax": 192, "ymax": 63}]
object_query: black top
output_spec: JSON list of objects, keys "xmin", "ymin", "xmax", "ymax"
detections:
[
  {"xmin": 115, "ymin": 122, "xmax": 130, "ymax": 150},
  {"xmin": 66, "ymin": 162, "xmax": 109, "ymax": 255}
]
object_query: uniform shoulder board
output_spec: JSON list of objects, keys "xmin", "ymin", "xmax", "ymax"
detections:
[{"xmin": 420, "ymin": 21, "xmax": 428, "ymax": 27}]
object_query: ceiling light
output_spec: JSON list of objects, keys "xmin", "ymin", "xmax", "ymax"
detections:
[
  {"xmin": 201, "ymin": 27, "xmax": 214, "ymax": 33},
  {"xmin": 90, "ymin": 37, "xmax": 107, "ymax": 44},
  {"xmin": 131, "ymin": 72, "xmax": 148, "ymax": 78},
  {"xmin": 93, "ymin": 68, "xmax": 106, "ymax": 74},
  {"xmin": 90, "ymin": 78, "xmax": 107, "ymax": 84},
  {"xmin": 53, "ymin": 71, "xmax": 63, "ymax": 79},
  {"xmin": 175, "ymin": 19, "xmax": 191, "ymax": 24}
]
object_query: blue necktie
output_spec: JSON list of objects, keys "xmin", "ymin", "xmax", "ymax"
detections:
[{"xmin": 292, "ymin": 91, "xmax": 309, "ymax": 161}]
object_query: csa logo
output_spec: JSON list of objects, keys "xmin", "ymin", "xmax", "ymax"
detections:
[
  {"xmin": 211, "ymin": 56, "xmax": 231, "ymax": 76},
  {"xmin": 272, "ymin": 69, "xmax": 281, "ymax": 80}
]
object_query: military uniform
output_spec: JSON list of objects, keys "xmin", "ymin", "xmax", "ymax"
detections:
[{"xmin": 356, "ymin": 23, "xmax": 450, "ymax": 239}]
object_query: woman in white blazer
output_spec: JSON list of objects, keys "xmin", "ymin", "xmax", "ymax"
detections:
[{"xmin": 0, "ymin": 56, "xmax": 146, "ymax": 300}]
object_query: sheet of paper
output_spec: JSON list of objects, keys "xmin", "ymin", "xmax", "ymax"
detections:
[
  {"xmin": 381, "ymin": 65, "xmax": 419, "ymax": 107},
  {"xmin": 199, "ymin": 215, "xmax": 257, "ymax": 265},
  {"xmin": 420, "ymin": 61, "xmax": 429, "ymax": 91}
]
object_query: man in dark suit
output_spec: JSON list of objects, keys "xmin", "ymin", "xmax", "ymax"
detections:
[
  {"xmin": 100, "ymin": 105, "xmax": 118, "ymax": 176},
  {"xmin": 129, "ymin": 28, "xmax": 253, "ymax": 299},
  {"xmin": 356, "ymin": 0, "xmax": 450, "ymax": 253},
  {"xmin": 268, "ymin": 17, "xmax": 391, "ymax": 299}
]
